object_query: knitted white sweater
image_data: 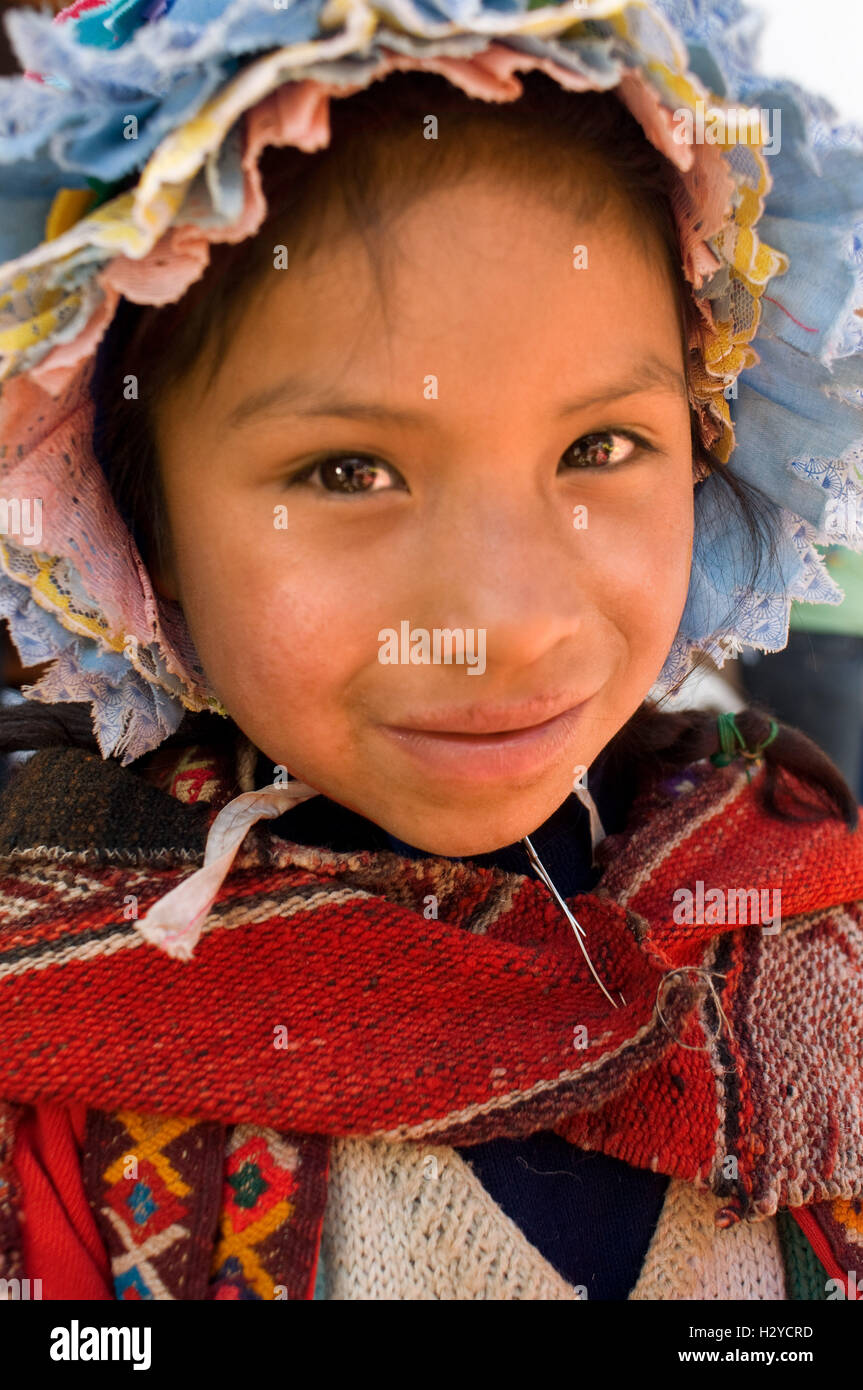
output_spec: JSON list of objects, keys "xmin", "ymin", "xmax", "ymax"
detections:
[{"xmin": 317, "ymin": 1138, "xmax": 787, "ymax": 1300}]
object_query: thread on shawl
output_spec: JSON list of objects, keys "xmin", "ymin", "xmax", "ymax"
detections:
[{"xmin": 654, "ymin": 966, "xmax": 734, "ymax": 1053}]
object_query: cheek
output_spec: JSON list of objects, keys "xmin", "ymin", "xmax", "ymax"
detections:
[
  {"xmin": 646, "ymin": 490, "xmax": 693, "ymax": 603},
  {"xmin": 587, "ymin": 475, "xmax": 694, "ymax": 643},
  {"xmin": 164, "ymin": 495, "xmax": 384, "ymax": 716}
]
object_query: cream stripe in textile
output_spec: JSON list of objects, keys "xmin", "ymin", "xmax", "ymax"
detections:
[{"xmin": 319, "ymin": 1142, "xmax": 787, "ymax": 1300}]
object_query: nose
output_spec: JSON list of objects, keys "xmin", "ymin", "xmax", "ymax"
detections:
[{"xmin": 413, "ymin": 485, "xmax": 589, "ymax": 675}]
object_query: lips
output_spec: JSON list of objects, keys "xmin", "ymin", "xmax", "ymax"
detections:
[
  {"xmin": 384, "ymin": 692, "xmax": 586, "ymax": 736},
  {"xmin": 389, "ymin": 710, "xmax": 570, "ymax": 741},
  {"xmin": 377, "ymin": 698, "xmax": 590, "ymax": 784}
]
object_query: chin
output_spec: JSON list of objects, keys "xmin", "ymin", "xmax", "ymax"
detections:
[{"xmin": 384, "ymin": 801, "xmax": 565, "ymax": 859}]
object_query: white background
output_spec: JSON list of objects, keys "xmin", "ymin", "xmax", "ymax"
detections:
[{"xmin": 754, "ymin": 0, "xmax": 863, "ymax": 124}]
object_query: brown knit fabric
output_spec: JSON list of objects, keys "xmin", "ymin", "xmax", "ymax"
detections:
[{"xmin": 0, "ymin": 746, "xmax": 216, "ymax": 859}]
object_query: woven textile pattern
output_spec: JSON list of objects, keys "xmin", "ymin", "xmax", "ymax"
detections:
[{"xmin": 0, "ymin": 738, "xmax": 861, "ymax": 1295}]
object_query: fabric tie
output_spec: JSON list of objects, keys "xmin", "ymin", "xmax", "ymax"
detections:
[{"xmin": 135, "ymin": 779, "xmax": 321, "ymax": 960}]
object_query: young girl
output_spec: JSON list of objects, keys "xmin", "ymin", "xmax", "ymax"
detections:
[{"xmin": 0, "ymin": 0, "xmax": 861, "ymax": 1302}]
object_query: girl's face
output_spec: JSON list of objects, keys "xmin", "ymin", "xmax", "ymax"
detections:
[{"xmin": 154, "ymin": 174, "xmax": 695, "ymax": 855}]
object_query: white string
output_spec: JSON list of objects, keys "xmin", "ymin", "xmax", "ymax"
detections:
[
  {"xmin": 522, "ymin": 834, "xmax": 624, "ymax": 1009},
  {"xmin": 571, "ymin": 784, "xmax": 606, "ymax": 864}
]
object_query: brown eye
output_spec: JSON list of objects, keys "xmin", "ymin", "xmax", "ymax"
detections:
[
  {"xmin": 311, "ymin": 455, "xmax": 399, "ymax": 493},
  {"xmin": 561, "ymin": 432, "xmax": 640, "ymax": 469}
]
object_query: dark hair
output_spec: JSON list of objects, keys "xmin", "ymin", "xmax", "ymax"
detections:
[{"xmin": 2, "ymin": 70, "xmax": 857, "ymax": 831}]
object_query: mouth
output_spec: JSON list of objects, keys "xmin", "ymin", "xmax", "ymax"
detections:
[
  {"xmin": 384, "ymin": 691, "xmax": 588, "ymax": 736},
  {"xmin": 378, "ymin": 699, "xmax": 590, "ymax": 782}
]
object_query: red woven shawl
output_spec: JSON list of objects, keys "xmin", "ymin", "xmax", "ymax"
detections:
[{"xmin": 1, "ymin": 748, "xmax": 862, "ymax": 1292}]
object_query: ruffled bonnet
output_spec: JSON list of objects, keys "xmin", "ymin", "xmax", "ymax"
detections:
[{"xmin": 0, "ymin": 0, "xmax": 861, "ymax": 769}]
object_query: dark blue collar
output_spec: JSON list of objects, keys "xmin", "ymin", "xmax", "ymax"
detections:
[{"xmin": 256, "ymin": 745, "xmax": 633, "ymax": 899}]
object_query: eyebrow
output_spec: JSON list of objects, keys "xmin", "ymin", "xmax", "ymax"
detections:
[{"xmin": 224, "ymin": 354, "xmax": 687, "ymax": 430}]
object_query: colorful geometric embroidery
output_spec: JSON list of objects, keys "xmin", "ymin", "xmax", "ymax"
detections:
[
  {"xmin": 82, "ymin": 1108, "xmax": 330, "ymax": 1300},
  {"xmin": 103, "ymin": 1157, "xmax": 188, "ymax": 1242},
  {"xmin": 209, "ymin": 1127, "xmax": 303, "ymax": 1300},
  {"xmin": 83, "ymin": 1109, "xmax": 225, "ymax": 1301}
]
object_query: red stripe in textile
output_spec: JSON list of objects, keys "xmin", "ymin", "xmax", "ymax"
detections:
[
  {"xmin": 12, "ymin": 1104, "xmax": 113, "ymax": 1299},
  {"xmin": 789, "ymin": 1207, "xmax": 845, "ymax": 1288}
]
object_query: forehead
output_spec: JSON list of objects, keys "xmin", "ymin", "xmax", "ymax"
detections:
[{"xmin": 160, "ymin": 175, "xmax": 684, "ymax": 435}]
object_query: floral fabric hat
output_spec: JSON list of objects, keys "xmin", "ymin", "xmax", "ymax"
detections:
[{"xmin": 0, "ymin": 0, "xmax": 861, "ymax": 764}]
